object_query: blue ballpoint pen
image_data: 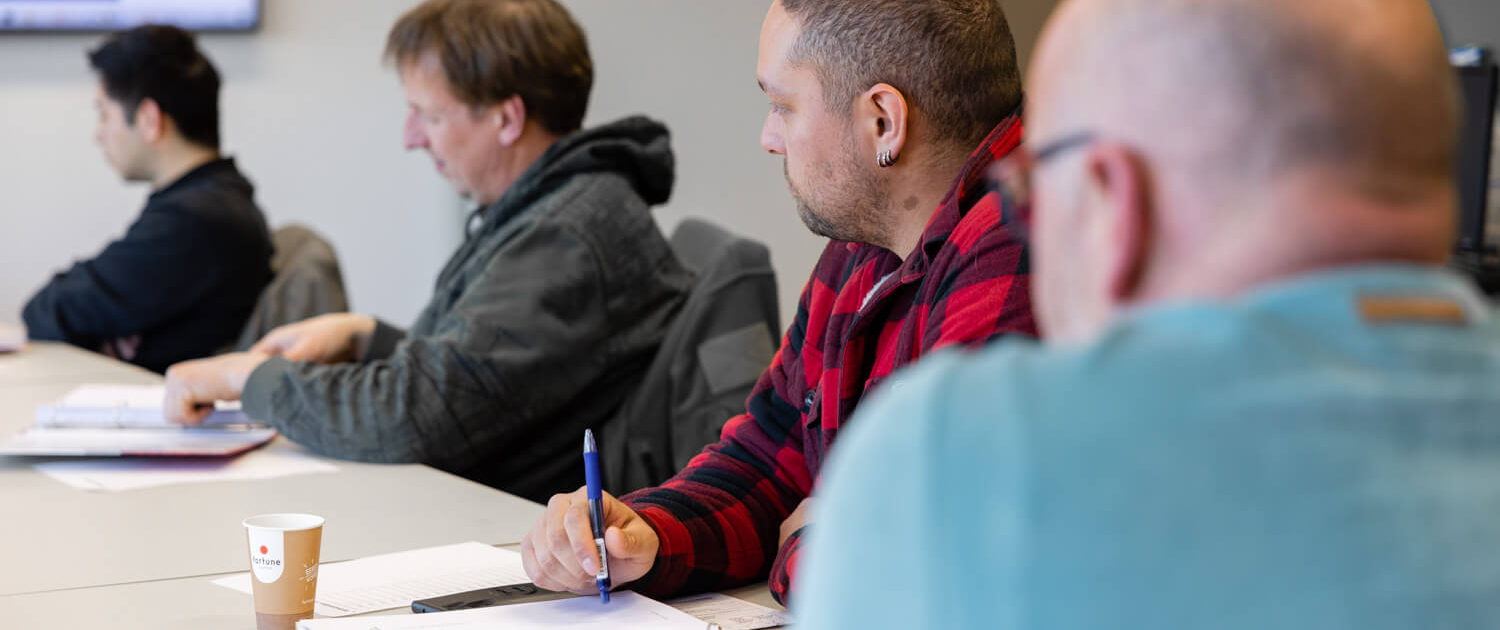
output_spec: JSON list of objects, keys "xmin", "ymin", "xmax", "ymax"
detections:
[{"xmin": 583, "ymin": 429, "xmax": 611, "ymax": 603}]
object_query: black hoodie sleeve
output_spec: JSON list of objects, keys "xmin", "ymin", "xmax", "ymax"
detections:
[{"xmin": 22, "ymin": 203, "xmax": 231, "ymax": 346}]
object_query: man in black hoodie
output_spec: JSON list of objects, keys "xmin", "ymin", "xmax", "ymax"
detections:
[
  {"xmin": 163, "ymin": 0, "xmax": 692, "ymax": 502},
  {"xmin": 23, "ymin": 26, "xmax": 273, "ymax": 373}
]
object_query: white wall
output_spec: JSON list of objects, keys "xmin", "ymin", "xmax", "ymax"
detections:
[
  {"xmin": 1, "ymin": 0, "xmax": 461, "ymax": 328},
  {"xmin": 0, "ymin": 0, "xmax": 1056, "ymax": 332},
  {"xmin": 1432, "ymin": 0, "xmax": 1500, "ymax": 49}
]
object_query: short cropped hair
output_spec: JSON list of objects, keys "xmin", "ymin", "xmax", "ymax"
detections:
[
  {"xmin": 385, "ymin": 0, "xmax": 594, "ymax": 136},
  {"xmin": 88, "ymin": 25, "xmax": 222, "ymax": 149},
  {"xmin": 780, "ymin": 0, "xmax": 1023, "ymax": 151}
]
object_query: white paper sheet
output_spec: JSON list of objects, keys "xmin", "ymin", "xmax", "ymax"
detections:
[
  {"xmin": 37, "ymin": 384, "xmax": 249, "ymax": 428},
  {"xmin": 34, "ymin": 447, "xmax": 336, "ymax": 491},
  {"xmin": 214, "ymin": 542, "xmax": 532, "ymax": 617},
  {"xmin": 57, "ymin": 384, "xmax": 190, "ymax": 409},
  {"xmin": 667, "ymin": 593, "xmax": 790, "ymax": 630},
  {"xmin": 294, "ymin": 591, "xmax": 708, "ymax": 630}
]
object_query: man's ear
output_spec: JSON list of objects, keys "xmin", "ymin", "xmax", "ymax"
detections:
[
  {"xmin": 1083, "ymin": 143, "xmax": 1154, "ymax": 304},
  {"xmin": 134, "ymin": 98, "xmax": 165, "ymax": 143},
  {"xmin": 493, "ymin": 95, "xmax": 528, "ymax": 147},
  {"xmin": 860, "ymin": 83, "xmax": 909, "ymax": 167}
]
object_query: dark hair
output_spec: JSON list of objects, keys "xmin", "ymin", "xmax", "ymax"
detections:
[
  {"xmin": 88, "ymin": 25, "xmax": 222, "ymax": 149},
  {"xmin": 385, "ymin": 0, "xmax": 593, "ymax": 136},
  {"xmin": 780, "ymin": 0, "xmax": 1022, "ymax": 152}
]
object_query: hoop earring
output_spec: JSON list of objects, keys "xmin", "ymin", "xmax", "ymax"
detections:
[{"xmin": 877, "ymin": 150, "xmax": 899, "ymax": 168}]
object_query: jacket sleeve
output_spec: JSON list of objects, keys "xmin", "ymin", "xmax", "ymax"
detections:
[
  {"xmin": 362, "ymin": 320, "xmax": 408, "ymax": 362},
  {"xmin": 768, "ymin": 526, "xmax": 806, "ymax": 604},
  {"xmin": 22, "ymin": 206, "xmax": 231, "ymax": 345},
  {"xmin": 239, "ymin": 219, "xmax": 612, "ymax": 471},
  {"xmin": 619, "ymin": 280, "xmax": 817, "ymax": 601}
]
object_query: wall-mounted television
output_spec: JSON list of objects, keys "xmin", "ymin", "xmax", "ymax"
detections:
[{"xmin": 0, "ymin": 0, "xmax": 259, "ymax": 33}]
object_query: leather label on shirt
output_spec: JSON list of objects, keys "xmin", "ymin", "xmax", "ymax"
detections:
[{"xmin": 1357, "ymin": 295, "xmax": 1467, "ymax": 326}]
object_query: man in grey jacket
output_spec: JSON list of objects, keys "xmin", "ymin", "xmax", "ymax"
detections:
[{"xmin": 163, "ymin": 0, "xmax": 692, "ymax": 503}]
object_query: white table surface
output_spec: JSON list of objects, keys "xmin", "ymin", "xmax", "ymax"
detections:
[
  {"xmin": 0, "ymin": 343, "xmax": 545, "ymax": 596},
  {"xmin": 0, "ymin": 343, "xmax": 786, "ymax": 629},
  {"xmin": 0, "ymin": 342, "xmax": 157, "ymax": 387},
  {"xmin": 0, "ymin": 545, "xmax": 787, "ymax": 630}
]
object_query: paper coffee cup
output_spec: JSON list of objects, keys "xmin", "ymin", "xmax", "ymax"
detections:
[{"xmin": 243, "ymin": 513, "xmax": 324, "ymax": 630}]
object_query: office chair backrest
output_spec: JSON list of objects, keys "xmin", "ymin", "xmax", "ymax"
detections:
[
  {"xmin": 602, "ymin": 218, "xmax": 781, "ymax": 494},
  {"xmin": 233, "ymin": 224, "xmax": 350, "ymax": 351}
]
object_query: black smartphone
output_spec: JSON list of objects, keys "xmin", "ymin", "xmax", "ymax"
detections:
[{"xmin": 411, "ymin": 582, "xmax": 574, "ymax": 613}]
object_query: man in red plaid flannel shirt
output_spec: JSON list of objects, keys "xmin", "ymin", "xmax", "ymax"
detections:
[{"xmin": 522, "ymin": 0, "xmax": 1035, "ymax": 606}]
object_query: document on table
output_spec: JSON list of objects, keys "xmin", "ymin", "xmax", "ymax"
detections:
[
  {"xmin": 36, "ymin": 384, "xmax": 254, "ymax": 428},
  {"xmin": 0, "ymin": 384, "xmax": 275, "ymax": 457},
  {"xmin": 34, "ymin": 448, "xmax": 337, "ymax": 492},
  {"xmin": 295, "ymin": 591, "xmax": 709, "ymax": 630},
  {"xmin": 214, "ymin": 542, "xmax": 532, "ymax": 617},
  {"xmin": 667, "ymin": 593, "xmax": 790, "ymax": 630},
  {"xmin": 0, "ymin": 425, "xmax": 278, "ymax": 457}
]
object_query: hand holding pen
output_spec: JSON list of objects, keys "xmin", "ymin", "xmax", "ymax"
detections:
[
  {"xmin": 583, "ymin": 429, "xmax": 611, "ymax": 602},
  {"xmin": 519, "ymin": 430, "xmax": 662, "ymax": 596}
]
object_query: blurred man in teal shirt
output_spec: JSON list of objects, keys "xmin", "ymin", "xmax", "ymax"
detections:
[{"xmin": 800, "ymin": 0, "xmax": 1500, "ymax": 628}]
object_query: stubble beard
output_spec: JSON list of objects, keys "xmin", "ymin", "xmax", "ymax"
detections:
[{"xmin": 786, "ymin": 133, "xmax": 891, "ymax": 247}]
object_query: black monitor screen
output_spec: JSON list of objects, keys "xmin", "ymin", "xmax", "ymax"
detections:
[
  {"xmin": 0, "ymin": 0, "xmax": 259, "ymax": 32},
  {"xmin": 1456, "ymin": 62, "xmax": 1498, "ymax": 253}
]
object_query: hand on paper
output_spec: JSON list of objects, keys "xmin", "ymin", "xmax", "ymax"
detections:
[
  {"xmin": 163, "ymin": 351, "xmax": 270, "ymax": 424},
  {"xmin": 521, "ymin": 487, "xmax": 660, "ymax": 595}
]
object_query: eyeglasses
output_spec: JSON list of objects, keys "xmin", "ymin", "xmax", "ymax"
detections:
[{"xmin": 988, "ymin": 131, "xmax": 1096, "ymax": 245}]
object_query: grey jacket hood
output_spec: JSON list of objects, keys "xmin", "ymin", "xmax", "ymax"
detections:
[{"xmin": 476, "ymin": 115, "xmax": 675, "ymax": 232}]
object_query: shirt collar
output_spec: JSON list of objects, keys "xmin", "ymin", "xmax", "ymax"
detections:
[
  {"xmin": 908, "ymin": 107, "xmax": 1026, "ymax": 267},
  {"xmin": 149, "ymin": 156, "xmax": 235, "ymax": 201}
]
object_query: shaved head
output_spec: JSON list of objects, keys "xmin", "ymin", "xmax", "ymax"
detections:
[
  {"xmin": 1034, "ymin": 0, "xmax": 1459, "ymax": 198},
  {"xmin": 1025, "ymin": 0, "xmax": 1463, "ymax": 344}
]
